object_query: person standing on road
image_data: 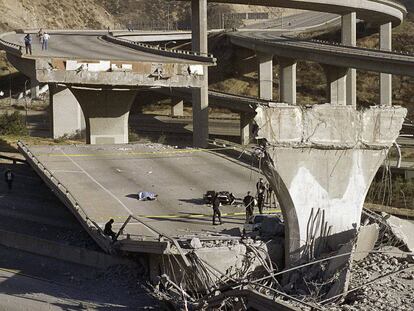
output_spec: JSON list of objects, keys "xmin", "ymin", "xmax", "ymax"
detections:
[
  {"xmin": 4, "ymin": 169, "xmax": 14, "ymax": 191},
  {"xmin": 104, "ymin": 219, "xmax": 117, "ymax": 242},
  {"xmin": 243, "ymin": 191, "xmax": 255, "ymax": 221},
  {"xmin": 24, "ymin": 34, "xmax": 32, "ymax": 55},
  {"xmin": 37, "ymin": 28, "xmax": 44, "ymax": 43},
  {"xmin": 256, "ymin": 177, "xmax": 266, "ymax": 197},
  {"xmin": 212, "ymin": 193, "xmax": 222, "ymax": 225},
  {"xmin": 257, "ymin": 191, "xmax": 265, "ymax": 214},
  {"xmin": 42, "ymin": 32, "xmax": 50, "ymax": 51}
]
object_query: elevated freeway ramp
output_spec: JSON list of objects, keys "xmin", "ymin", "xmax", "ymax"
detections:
[{"xmin": 18, "ymin": 142, "xmax": 269, "ymax": 254}]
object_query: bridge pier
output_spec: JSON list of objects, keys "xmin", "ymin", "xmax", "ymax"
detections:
[
  {"xmin": 258, "ymin": 52, "xmax": 273, "ymax": 101},
  {"xmin": 240, "ymin": 112, "xmax": 255, "ymax": 145},
  {"xmin": 30, "ymin": 79, "xmax": 40, "ymax": 99},
  {"xmin": 342, "ymin": 12, "xmax": 357, "ymax": 107},
  {"xmin": 70, "ymin": 88, "xmax": 136, "ymax": 145},
  {"xmin": 49, "ymin": 84, "xmax": 85, "ymax": 139},
  {"xmin": 191, "ymin": 0, "xmax": 209, "ymax": 148},
  {"xmin": 323, "ymin": 65, "xmax": 348, "ymax": 105},
  {"xmin": 255, "ymin": 104, "xmax": 407, "ymax": 265},
  {"xmin": 171, "ymin": 98, "xmax": 184, "ymax": 117},
  {"xmin": 380, "ymin": 22, "xmax": 393, "ymax": 106},
  {"xmin": 278, "ymin": 57, "xmax": 297, "ymax": 105}
]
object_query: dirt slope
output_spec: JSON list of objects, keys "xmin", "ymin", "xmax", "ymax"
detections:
[{"xmin": 0, "ymin": 0, "xmax": 114, "ymax": 31}]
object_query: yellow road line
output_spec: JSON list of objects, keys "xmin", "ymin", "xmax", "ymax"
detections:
[
  {"xmin": 40, "ymin": 147, "xmax": 235, "ymax": 158},
  {"xmin": 98, "ymin": 209, "xmax": 281, "ymax": 222}
]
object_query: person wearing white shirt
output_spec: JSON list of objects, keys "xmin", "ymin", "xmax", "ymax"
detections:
[{"xmin": 42, "ymin": 33, "xmax": 50, "ymax": 50}]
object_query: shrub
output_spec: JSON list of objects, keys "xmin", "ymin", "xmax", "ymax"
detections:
[{"xmin": 0, "ymin": 111, "xmax": 28, "ymax": 136}]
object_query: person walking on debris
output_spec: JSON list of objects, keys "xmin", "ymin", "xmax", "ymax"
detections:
[
  {"xmin": 24, "ymin": 34, "xmax": 32, "ymax": 55},
  {"xmin": 104, "ymin": 218, "xmax": 117, "ymax": 242},
  {"xmin": 212, "ymin": 193, "xmax": 222, "ymax": 225},
  {"xmin": 42, "ymin": 32, "xmax": 50, "ymax": 50},
  {"xmin": 4, "ymin": 169, "xmax": 14, "ymax": 191},
  {"xmin": 243, "ymin": 191, "xmax": 255, "ymax": 221}
]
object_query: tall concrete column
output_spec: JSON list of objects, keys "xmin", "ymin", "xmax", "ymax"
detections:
[
  {"xmin": 31, "ymin": 79, "xmax": 40, "ymax": 99},
  {"xmin": 49, "ymin": 84, "xmax": 85, "ymax": 139},
  {"xmin": 240, "ymin": 112, "xmax": 255, "ymax": 145},
  {"xmin": 171, "ymin": 98, "xmax": 184, "ymax": 117},
  {"xmin": 191, "ymin": 0, "xmax": 209, "ymax": 148},
  {"xmin": 278, "ymin": 57, "xmax": 297, "ymax": 105},
  {"xmin": 342, "ymin": 12, "xmax": 357, "ymax": 108},
  {"xmin": 380, "ymin": 22, "xmax": 392, "ymax": 106},
  {"xmin": 71, "ymin": 88, "xmax": 137, "ymax": 145},
  {"xmin": 323, "ymin": 65, "xmax": 348, "ymax": 105},
  {"xmin": 255, "ymin": 104, "xmax": 407, "ymax": 265},
  {"xmin": 258, "ymin": 52, "xmax": 273, "ymax": 101}
]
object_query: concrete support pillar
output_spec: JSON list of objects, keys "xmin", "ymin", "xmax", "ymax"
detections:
[
  {"xmin": 258, "ymin": 52, "xmax": 273, "ymax": 100},
  {"xmin": 240, "ymin": 112, "xmax": 255, "ymax": 145},
  {"xmin": 49, "ymin": 84, "xmax": 85, "ymax": 139},
  {"xmin": 31, "ymin": 79, "xmax": 40, "ymax": 99},
  {"xmin": 255, "ymin": 104, "xmax": 407, "ymax": 265},
  {"xmin": 323, "ymin": 65, "xmax": 348, "ymax": 105},
  {"xmin": 380, "ymin": 22, "xmax": 392, "ymax": 107},
  {"xmin": 71, "ymin": 88, "xmax": 137, "ymax": 145},
  {"xmin": 342, "ymin": 12, "xmax": 357, "ymax": 107},
  {"xmin": 278, "ymin": 57, "xmax": 297, "ymax": 105},
  {"xmin": 171, "ymin": 98, "xmax": 184, "ymax": 117},
  {"xmin": 191, "ymin": 0, "xmax": 209, "ymax": 148}
]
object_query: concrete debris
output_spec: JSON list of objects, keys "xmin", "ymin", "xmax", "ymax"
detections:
[
  {"xmin": 353, "ymin": 224, "xmax": 379, "ymax": 262},
  {"xmin": 190, "ymin": 237, "xmax": 202, "ymax": 249},
  {"xmin": 383, "ymin": 213, "xmax": 414, "ymax": 253}
]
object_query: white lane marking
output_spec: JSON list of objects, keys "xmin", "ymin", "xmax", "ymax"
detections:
[
  {"xmin": 59, "ymin": 149, "xmax": 134, "ymax": 216},
  {"xmin": 51, "ymin": 170, "xmax": 83, "ymax": 173}
]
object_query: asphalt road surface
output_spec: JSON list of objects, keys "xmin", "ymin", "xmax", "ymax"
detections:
[
  {"xmin": 3, "ymin": 32, "xmax": 203, "ymax": 64},
  {"xmin": 24, "ymin": 143, "xmax": 275, "ymax": 242}
]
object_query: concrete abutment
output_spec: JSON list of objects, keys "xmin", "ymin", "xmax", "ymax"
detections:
[
  {"xmin": 70, "ymin": 88, "xmax": 137, "ymax": 145},
  {"xmin": 255, "ymin": 104, "xmax": 407, "ymax": 265}
]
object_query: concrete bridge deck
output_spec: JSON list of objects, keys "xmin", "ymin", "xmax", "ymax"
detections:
[
  {"xmin": 18, "ymin": 142, "xmax": 269, "ymax": 254},
  {"xmin": 1, "ymin": 31, "xmax": 213, "ymax": 65}
]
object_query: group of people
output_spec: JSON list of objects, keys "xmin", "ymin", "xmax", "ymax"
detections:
[
  {"xmin": 243, "ymin": 177, "xmax": 278, "ymax": 220},
  {"xmin": 209, "ymin": 177, "xmax": 279, "ymax": 226},
  {"xmin": 23, "ymin": 29, "xmax": 50, "ymax": 54}
]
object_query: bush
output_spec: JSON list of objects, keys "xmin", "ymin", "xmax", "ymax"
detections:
[{"xmin": 0, "ymin": 111, "xmax": 28, "ymax": 136}]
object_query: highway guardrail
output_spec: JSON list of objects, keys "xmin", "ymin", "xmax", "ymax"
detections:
[{"xmin": 103, "ymin": 34, "xmax": 217, "ymax": 65}]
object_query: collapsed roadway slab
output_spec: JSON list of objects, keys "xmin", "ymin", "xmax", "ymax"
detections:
[{"xmin": 255, "ymin": 104, "xmax": 407, "ymax": 265}]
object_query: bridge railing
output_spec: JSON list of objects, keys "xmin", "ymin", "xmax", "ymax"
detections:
[
  {"xmin": 0, "ymin": 32, "xmax": 24, "ymax": 55},
  {"xmin": 103, "ymin": 34, "xmax": 216, "ymax": 64},
  {"xmin": 17, "ymin": 140, "xmax": 112, "ymax": 253},
  {"xmin": 281, "ymin": 35, "xmax": 414, "ymax": 59}
]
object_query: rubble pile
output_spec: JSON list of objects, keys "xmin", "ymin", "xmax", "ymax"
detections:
[{"xmin": 149, "ymin": 211, "xmax": 414, "ymax": 310}]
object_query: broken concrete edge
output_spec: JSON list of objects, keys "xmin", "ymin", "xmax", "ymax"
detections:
[
  {"xmin": 17, "ymin": 140, "xmax": 113, "ymax": 253},
  {"xmin": 255, "ymin": 104, "xmax": 407, "ymax": 149},
  {"xmin": 365, "ymin": 202, "xmax": 414, "ymax": 218},
  {"xmin": 0, "ymin": 229, "xmax": 134, "ymax": 270},
  {"xmin": 103, "ymin": 34, "xmax": 217, "ymax": 65}
]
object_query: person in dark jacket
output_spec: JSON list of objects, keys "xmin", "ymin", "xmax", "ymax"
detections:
[
  {"xmin": 212, "ymin": 193, "xmax": 222, "ymax": 225},
  {"xmin": 24, "ymin": 34, "xmax": 32, "ymax": 55},
  {"xmin": 243, "ymin": 191, "xmax": 255, "ymax": 221},
  {"xmin": 4, "ymin": 169, "xmax": 14, "ymax": 191},
  {"xmin": 104, "ymin": 219, "xmax": 117, "ymax": 241},
  {"xmin": 257, "ymin": 191, "xmax": 265, "ymax": 214},
  {"xmin": 256, "ymin": 177, "xmax": 266, "ymax": 197}
]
